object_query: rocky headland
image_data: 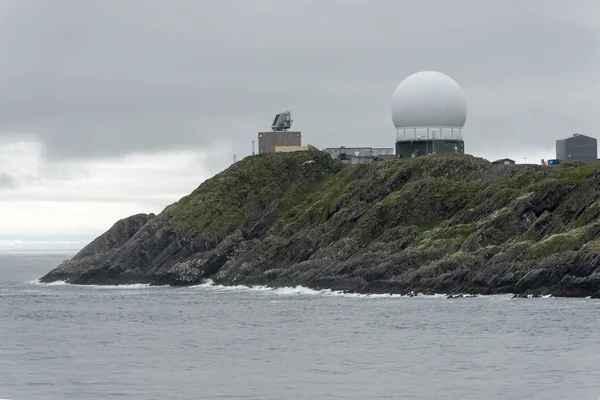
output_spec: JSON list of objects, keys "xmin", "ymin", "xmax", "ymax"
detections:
[{"xmin": 40, "ymin": 151, "xmax": 600, "ymax": 298}]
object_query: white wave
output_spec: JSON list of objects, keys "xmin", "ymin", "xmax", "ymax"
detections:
[
  {"xmin": 272, "ymin": 286, "xmax": 326, "ymax": 296},
  {"xmin": 85, "ymin": 283, "xmax": 154, "ymax": 289},
  {"xmin": 195, "ymin": 281, "xmax": 559, "ymax": 301},
  {"xmin": 29, "ymin": 278, "xmax": 561, "ymax": 300},
  {"xmin": 28, "ymin": 279, "xmax": 68, "ymax": 286},
  {"xmin": 507, "ymin": 294, "xmax": 554, "ymax": 300},
  {"xmin": 193, "ymin": 279, "xmax": 447, "ymax": 299}
]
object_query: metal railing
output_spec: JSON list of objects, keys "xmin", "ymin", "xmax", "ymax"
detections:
[{"xmin": 396, "ymin": 127, "xmax": 463, "ymax": 141}]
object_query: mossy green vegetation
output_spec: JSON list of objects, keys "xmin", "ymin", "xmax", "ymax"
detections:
[
  {"xmin": 44, "ymin": 151, "xmax": 600, "ymax": 297},
  {"xmin": 161, "ymin": 150, "xmax": 343, "ymax": 241},
  {"xmin": 161, "ymin": 151, "xmax": 600, "ymax": 270}
]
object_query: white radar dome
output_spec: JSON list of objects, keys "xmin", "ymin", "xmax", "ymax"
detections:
[{"xmin": 391, "ymin": 71, "xmax": 467, "ymax": 129}]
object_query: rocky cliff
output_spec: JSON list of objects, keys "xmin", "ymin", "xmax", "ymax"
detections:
[{"xmin": 41, "ymin": 151, "xmax": 600, "ymax": 297}]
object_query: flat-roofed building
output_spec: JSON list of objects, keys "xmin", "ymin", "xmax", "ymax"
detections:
[
  {"xmin": 258, "ymin": 131, "xmax": 302, "ymax": 154},
  {"xmin": 556, "ymin": 133, "xmax": 597, "ymax": 163}
]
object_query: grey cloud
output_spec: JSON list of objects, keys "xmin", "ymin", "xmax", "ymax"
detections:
[
  {"xmin": 0, "ymin": 0, "xmax": 598, "ymax": 163},
  {"xmin": 0, "ymin": 173, "xmax": 18, "ymax": 188}
]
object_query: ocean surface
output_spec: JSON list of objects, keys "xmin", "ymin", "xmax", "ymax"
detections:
[{"xmin": 1, "ymin": 251, "xmax": 600, "ymax": 400}]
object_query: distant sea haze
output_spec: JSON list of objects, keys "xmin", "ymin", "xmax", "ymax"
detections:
[
  {"xmin": 0, "ymin": 238, "xmax": 87, "ymax": 252},
  {"xmin": 1, "ymin": 252, "xmax": 600, "ymax": 400}
]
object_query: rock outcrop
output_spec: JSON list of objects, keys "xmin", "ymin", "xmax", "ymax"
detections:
[{"xmin": 40, "ymin": 151, "xmax": 600, "ymax": 297}]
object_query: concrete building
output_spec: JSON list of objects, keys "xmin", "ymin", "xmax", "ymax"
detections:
[
  {"xmin": 391, "ymin": 71, "xmax": 467, "ymax": 158},
  {"xmin": 324, "ymin": 147, "xmax": 370, "ymax": 159},
  {"xmin": 556, "ymin": 133, "xmax": 597, "ymax": 163},
  {"xmin": 258, "ymin": 131, "xmax": 302, "ymax": 154},
  {"xmin": 373, "ymin": 148, "xmax": 395, "ymax": 157},
  {"xmin": 323, "ymin": 146, "xmax": 395, "ymax": 164}
]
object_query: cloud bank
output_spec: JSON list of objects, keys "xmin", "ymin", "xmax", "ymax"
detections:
[{"xmin": 0, "ymin": 0, "xmax": 598, "ymax": 248}]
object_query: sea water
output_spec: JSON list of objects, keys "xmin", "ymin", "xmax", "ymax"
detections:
[{"xmin": 1, "ymin": 251, "xmax": 599, "ymax": 400}]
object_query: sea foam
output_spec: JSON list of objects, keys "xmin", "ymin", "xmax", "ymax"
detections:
[
  {"xmin": 192, "ymin": 279, "xmax": 447, "ymax": 299},
  {"xmin": 29, "ymin": 278, "xmax": 555, "ymax": 300}
]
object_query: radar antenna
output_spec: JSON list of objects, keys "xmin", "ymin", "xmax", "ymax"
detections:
[{"xmin": 271, "ymin": 110, "xmax": 293, "ymax": 131}]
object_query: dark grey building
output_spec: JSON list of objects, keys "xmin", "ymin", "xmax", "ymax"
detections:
[
  {"xmin": 556, "ymin": 133, "xmax": 597, "ymax": 163},
  {"xmin": 258, "ymin": 131, "xmax": 302, "ymax": 154}
]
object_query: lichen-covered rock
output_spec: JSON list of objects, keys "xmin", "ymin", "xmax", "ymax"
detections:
[{"xmin": 40, "ymin": 151, "xmax": 600, "ymax": 297}]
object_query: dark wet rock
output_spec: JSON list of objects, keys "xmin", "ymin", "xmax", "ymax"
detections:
[{"xmin": 40, "ymin": 152, "xmax": 600, "ymax": 298}]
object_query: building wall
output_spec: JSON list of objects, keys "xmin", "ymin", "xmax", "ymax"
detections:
[
  {"xmin": 323, "ymin": 148, "xmax": 341, "ymax": 158},
  {"xmin": 556, "ymin": 134, "xmax": 597, "ymax": 162},
  {"xmin": 274, "ymin": 144, "xmax": 318, "ymax": 152},
  {"xmin": 323, "ymin": 147, "xmax": 394, "ymax": 159},
  {"xmin": 372, "ymin": 148, "xmax": 395, "ymax": 157},
  {"xmin": 342, "ymin": 147, "xmax": 373, "ymax": 158},
  {"xmin": 340, "ymin": 157, "xmax": 374, "ymax": 165},
  {"xmin": 258, "ymin": 131, "xmax": 302, "ymax": 154},
  {"xmin": 556, "ymin": 140, "xmax": 568, "ymax": 161},
  {"xmin": 395, "ymin": 139, "xmax": 464, "ymax": 159}
]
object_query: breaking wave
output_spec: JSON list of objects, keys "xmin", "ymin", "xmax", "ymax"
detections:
[
  {"xmin": 192, "ymin": 279, "xmax": 450, "ymax": 299},
  {"xmin": 28, "ymin": 279, "xmax": 555, "ymax": 300}
]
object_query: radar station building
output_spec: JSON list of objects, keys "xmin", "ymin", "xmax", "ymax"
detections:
[
  {"xmin": 323, "ymin": 146, "xmax": 395, "ymax": 164},
  {"xmin": 258, "ymin": 111, "xmax": 302, "ymax": 154},
  {"xmin": 390, "ymin": 71, "xmax": 467, "ymax": 158},
  {"xmin": 556, "ymin": 133, "xmax": 597, "ymax": 163}
]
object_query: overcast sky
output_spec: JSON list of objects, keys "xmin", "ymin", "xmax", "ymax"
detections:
[{"xmin": 1, "ymin": 0, "xmax": 599, "ymax": 250}]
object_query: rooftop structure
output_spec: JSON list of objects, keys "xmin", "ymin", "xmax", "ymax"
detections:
[
  {"xmin": 258, "ymin": 111, "xmax": 302, "ymax": 154},
  {"xmin": 271, "ymin": 110, "xmax": 293, "ymax": 131}
]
